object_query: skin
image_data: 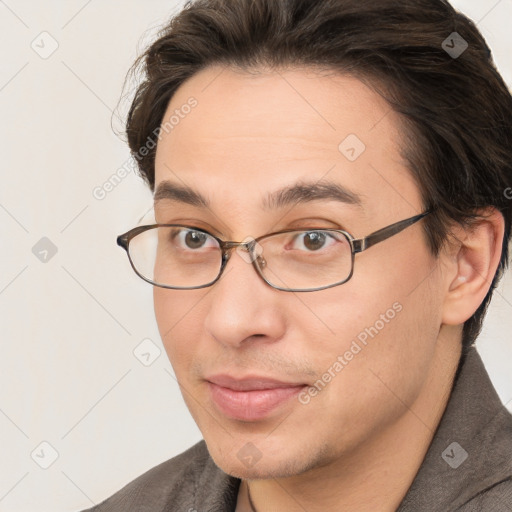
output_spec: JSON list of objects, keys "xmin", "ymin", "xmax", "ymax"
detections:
[{"xmin": 152, "ymin": 65, "xmax": 504, "ymax": 511}]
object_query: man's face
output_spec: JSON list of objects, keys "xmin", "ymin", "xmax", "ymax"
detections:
[{"xmin": 153, "ymin": 65, "xmax": 446, "ymax": 479}]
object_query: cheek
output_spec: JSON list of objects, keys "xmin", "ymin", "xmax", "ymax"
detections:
[
  {"xmin": 153, "ymin": 287, "xmax": 173, "ymax": 344},
  {"xmin": 153, "ymin": 288, "xmax": 206, "ymax": 370},
  {"xmin": 294, "ymin": 248, "xmax": 442, "ymax": 402},
  {"xmin": 291, "ymin": 289, "xmax": 441, "ymax": 454}
]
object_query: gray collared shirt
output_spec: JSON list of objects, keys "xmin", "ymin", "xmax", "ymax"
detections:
[{"xmin": 80, "ymin": 346, "xmax": 512, "ymax": 511}]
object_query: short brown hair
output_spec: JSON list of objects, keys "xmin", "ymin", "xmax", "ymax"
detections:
[{"xmin": 125, "ymin": 0, "xmax": 512, "ymax": 350}]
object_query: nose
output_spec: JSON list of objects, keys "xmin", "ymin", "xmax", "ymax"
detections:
[{"xmin": 203, "ymin": 246, "xmax": 287, "ymax": 349}]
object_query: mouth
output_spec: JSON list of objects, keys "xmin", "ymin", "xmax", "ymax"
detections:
[{"xmin": 205, "ymin": 375, "xmax": 308, "ymax": 422}]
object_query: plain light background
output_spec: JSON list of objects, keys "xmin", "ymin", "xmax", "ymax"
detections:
[{"xmin": 0, "ymin": 1, "xmax": 511, "ymax": 510}]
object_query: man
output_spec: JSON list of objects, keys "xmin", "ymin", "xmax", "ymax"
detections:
[{"xmin": 82, "ymin": 0, "xmax": 512, "ymax": 510}]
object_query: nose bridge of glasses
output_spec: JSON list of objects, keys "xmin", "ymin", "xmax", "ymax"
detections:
[
  {"xmin": 222, "ymin": 240, "xmax": 250, "ymax": 250},
  {"xmin": 220, "ymin": 238, "xmax": 267, "ymax": 268},
  {"xmin": 221, "ymin": 238, "xmax": 258, "ymax": 254}
]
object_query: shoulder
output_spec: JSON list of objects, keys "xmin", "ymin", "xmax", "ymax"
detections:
[
  {"xmin": 397, "ymin": 348, "xmax": 512, "ymax": 511},
  {"xmin": 77, "ymin": 440, "xmax": 239, "ymax": 512},
  {"xmin": 456, "ymin": 478, "xmax": 512, "ymax": 511}
]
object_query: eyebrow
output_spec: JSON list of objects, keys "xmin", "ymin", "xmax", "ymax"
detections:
[
  {"xmin": 154, "ymin": 179, "xmax": 364, "ymax": 211},
  {"xmin": 263, "ymin": 180, "xmax": 363, "ymax": 211},
  {"xmin": 154, "ymin": 181, "xmax": 209, "ymax": 208}
]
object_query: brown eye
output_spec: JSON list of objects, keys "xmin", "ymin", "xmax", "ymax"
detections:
[
  {"xmin": 184, "ymin": 230, "xmax": 208, "ymax": 249},
  {"xmin": 302, "ymin": 232, "xmax": 327, "ymax": 251},
  {"xmin": 171, "ymin": 228, "xmax": 218, "ymax": 251}
]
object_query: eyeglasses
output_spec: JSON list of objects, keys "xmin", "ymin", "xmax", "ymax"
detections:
[{"xmin": 117, "ymin": 210, "xmax": 432, "ymax": 292}]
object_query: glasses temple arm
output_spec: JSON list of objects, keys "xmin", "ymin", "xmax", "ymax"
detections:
[{"xmin": 352, "ymin": 210, "xmax": 433, "ymax": 253}]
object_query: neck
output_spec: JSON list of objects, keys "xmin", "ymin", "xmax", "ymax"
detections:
[{"xmin": 239, "ymin": 328, "xmax": 462, "ymax": 512}]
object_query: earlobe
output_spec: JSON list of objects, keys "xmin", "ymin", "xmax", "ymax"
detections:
[{"xmin": 441, "ymin": 208, "xmax": 504, "ymax": 326}]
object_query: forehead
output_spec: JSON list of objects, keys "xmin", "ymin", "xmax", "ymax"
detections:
[{"xmin": 154, "ymin": 65, "xmax": 421, "ymax": 223}]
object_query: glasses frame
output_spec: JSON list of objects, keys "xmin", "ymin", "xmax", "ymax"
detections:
[{"xmin": 117, "ymin": 210, "xmax": 433, "ymax": 292}]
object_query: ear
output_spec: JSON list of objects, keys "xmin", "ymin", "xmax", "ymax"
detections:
[{"xmin": 441, "ymin": 207, "xmax": 505, "ymax": 325}]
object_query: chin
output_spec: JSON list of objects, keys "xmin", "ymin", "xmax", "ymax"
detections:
[
  {"xmin": 205, "ymin": 437, "xmax": 323, "ymax": 480},
  {"xmin": 212, "ymin": 456, "xmax": 300, "ymax": 480}
]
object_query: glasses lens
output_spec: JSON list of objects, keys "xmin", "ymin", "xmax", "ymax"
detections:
[
  {"xmin": 128, "ymin": 226, "xmax": 222, "ymax": 288},
  {"xmin": 257, "ymin": 229, "xmax": 353, "ymax": 290}
]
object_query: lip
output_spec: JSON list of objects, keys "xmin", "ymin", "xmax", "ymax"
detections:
[{"xmin": 206, "ymin": 374, "xmax": 307, "ymax": 421}]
